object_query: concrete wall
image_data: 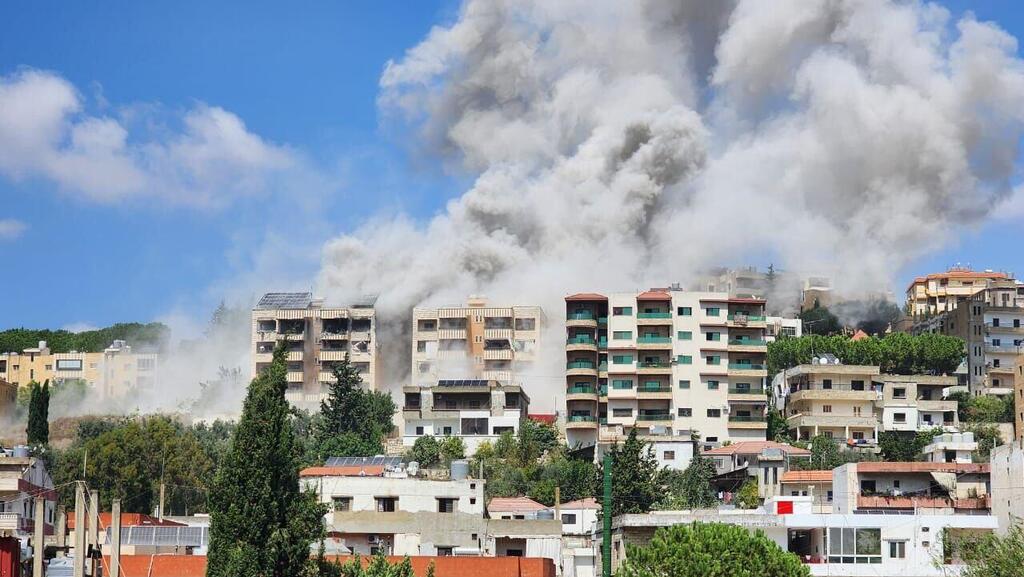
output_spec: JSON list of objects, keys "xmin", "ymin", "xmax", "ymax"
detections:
[
  {"xmin": 304, "ymin": 475, "xmax": 485, "ymax": 515},
  {"xmin": 991, "ymin": 440, "xmax": 1024, "ymax": 534}
]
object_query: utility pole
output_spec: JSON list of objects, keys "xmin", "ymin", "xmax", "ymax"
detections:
[
  {"xmin": 554, "ymin": 486, "xmax": 561, "ymax": 525},
  {"xmin": 33, "ymin": 496, "xmax": 44, "ymax": 577},
  {"xmin": 158, "ymin": 482, "xmax": 166, "ymax": 522},
  {"xmin": 88, "ymin": 490, "xmax": 99, "ymax": 577},
  {"xmin": 110, "ymin": 499, "xmax": 122, "ymax": 577},
  {"xmin": 602, "ymin": 452, "xmax": 612, "ymax": 577},
  {"xmin": 73, "ymin": 483, "xmax": 85, "ymax": 577},
  {"xmin": 56, "ymin": 508, "xmax": 66, "ymax": 554}
]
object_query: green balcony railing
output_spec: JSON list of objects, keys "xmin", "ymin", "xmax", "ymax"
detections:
[
  {"xmin": 567, "ymin": 360, "xmax": 597, "ymax": 370},
  {"xmin": 637, "ymin": 336, "xmax": 672, "ymax": 344},
  {"xmin": 636, "ymin": 413, "xmax": 673, "ymax": 421},
  {"xmin": 611, "ymin": 381, "xmax": 634, "ymax": 390},
  {"xmin": 598, "ymin": 362, "xmax": 608, "ymax": 372},
  {"xmin": 638, "ymin": 360, "xmax": 673, "ymax": 369},
  {"xmin": 598, "ymin": 337, "xmax": 608, "ymax": 349},
  {"xmin": 728, "ymin": 363, "xmax": 766, "ymax": 370},
  {"xmin": 568, "ymin": 415, "xmax": 597, "ymax": 423},
  {"xmin": 728, "ymin": 387, "xmax": 766, "ymax": 395},
  {"xmin": 567, "ymin": 335, "xmax": 597, "ymax": 345},
  {"xmin": 727, "ymin": 314, "xmax": 766, "ymax": 321},
  {"xmin": 637, "ymin": 312, "xmax": 672, "ymax": 319},
  {"xmin": 598, "ymin": 316, "xmax": 608, "ymax": 325},
  {"xmin": 728, "ymin": 415, "xmax": 767, "ymax": 422},
  {"xmin": 599, "ymin": 417, "xmax": 608, "ymax": 425},
  {"xmin": 728, "ymin": 339, "xmax": 767, "ymax": 346},
  {"xmin": 567, "ymin": 311, "xmax": 596, "ymax": 321},
  {"xmin": 638, "ymin": 384, "xmax": 671, "ymax": 393},
  {"xmin": 566, "ymin": 385, "xmax": 597, "ymax": 395}
]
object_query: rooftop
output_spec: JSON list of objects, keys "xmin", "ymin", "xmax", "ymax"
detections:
[
  {"xmin": 855, "ymin": 462, "xmax": 989, "ymax": 474},
  {"xmin": 100, "ymin": 555, "xmax": 206, "ymax": 577},
  {"xmin": 781, "ymin": 470, "xmax": 833, "ymax": 483},
  {"xmin": 560, "ymin": 497, "xmax": 600, "ymax": 510},
  {"xmin": 487, "ymin": 497, "xmax": 547, "ymax": 513},
  {"xmin": 565, "ymin": 293, "xmax": 607, "ymax": 302},
  {"xmin": 703, "ymin": 441, "xmax": 811, "ymax": 457},
  {"xmin": 255, "ymin": 292, "xmax": 313, "ymax": 310},
  {"xmin": 299, "ymin": 465, "xmax": 386, "ymax": 478},
  {"xmin": 908, "ymin": 269, "xmax": 1011, "ymax": 291},
  {"xmin": 67, "ymin": 513, "xmax": 185, "ymax": 530}
]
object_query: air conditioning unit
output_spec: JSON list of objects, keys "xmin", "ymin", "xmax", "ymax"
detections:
[{"xmin": 367, "ymin": 535, "xmax": 379, "ymax": 545}]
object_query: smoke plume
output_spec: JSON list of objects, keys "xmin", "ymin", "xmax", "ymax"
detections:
[{"xmin": 318, "ymin": 0, "xmax": 1024, "ymax": 410}]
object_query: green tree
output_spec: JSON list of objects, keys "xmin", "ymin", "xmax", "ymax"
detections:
[
  {"xmin": 604, "ymin": 430, "xmax": 661, "ymax": 516},
  {"xmin": 799, "ymin": 305, "xmax": 841, "ymax": 336},
  {"xmin": 808, "ymin": 435, "xmax": 842, "ymax": 470},
  {"xmin": 734, "ymin": 479, "xmax": 760, "ymax": 509},
  {"xmin": 26, "ymin": 380, "xmax": 51, "ymax": 447},
  {"xmin": 618, "ymin": 523, "xmax": 810, "ymax": 577},
  {"xmin": 953, "ymin": 523, "xmax": 1024, "ymax": 577},
  {"xmin": 878, "ymin": 428, "xmax": 943, "ymax": 462},
  {"xmin": 766, "ymin": 409, "xmax": 789, "ymax": 441},
  {"xmin": 207, "ymin": 345, "xmax": 326, "ymax": 577},
  {"xmin": 408, "ymin": 436, "xmax": 440, "ymax": 467},
  {"xmin": 965, "ymin": 395, "xmax": 1013, "ymax": 423},
  {"xmin": 964, "ymin": 424, "xmax": 1003, "ymax": 460},
  {"xmin": 315, "ymin": 355, "xmax": 396, "ymax": 459},
  {"xmin": 438, "ymin": 436, "xmax": 466, "ymax": 465}
]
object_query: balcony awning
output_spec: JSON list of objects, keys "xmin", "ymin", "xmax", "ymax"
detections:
[{"xmin": 930, "ymin": 472, "xmax": 957, "ymax": 493}]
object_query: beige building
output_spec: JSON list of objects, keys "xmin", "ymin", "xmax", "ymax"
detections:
[
  {"xmin": 906, "ymin": 267, "xmax": 1013, "ymax": 318},
  {"xmin": 401, "ymin": 379, "xmax": 529, "ymax": 454},
  {"xmin": 410, "ymin": 298, "xmax": 541, "ymax": 387},
  {"xmin": 0, "ymin": 340, "xmax": 158, "ymax": 398},
  {"xmin": 252, "ymin": 292, "xmax": 377, "ymax": 407},
  {"xmin": 563, "ymin": 288, "xmax": 769, "ymax": 454},
  {"xmin": 1015, "ymin": 353, "xmax": 1024, "ymax": 442}
]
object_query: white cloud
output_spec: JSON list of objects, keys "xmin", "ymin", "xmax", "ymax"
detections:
[
  {"xmin": 61, "ymin": 322, "xmax": 99, "ymax": 334},
  {"xmin": 0, "ymin": 218, "xmax": 27, "ymax": 240},
  {"xmin": 0, "ymin": 69, "xmax": 296, "ymax": 207}
]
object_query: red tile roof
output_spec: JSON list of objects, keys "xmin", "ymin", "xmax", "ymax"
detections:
[
  {"xmin": 851, "ymin": 329, "xmax": 870, "ymax": 341},
  {"xmin": 560, "ymin": 497, "xmax": 600, "ymax": 510},
  {"xmin": 299, "ymin": 465, "xmax": 386, "ymax": 477},
  {"xmin": 907, "ymin": 270, "xmax": 1009, "ymax": 290},
  {"xmin": 67, "ymin": 513, "xmax": 185, "ymax": 530},
  {"xmin": 101, "ymin": 555, "xmax": 206, "ymax": 577},
  {"xmin": 703, "ymin": 441, "xmax": 811, "ymax": 457},
  {"xmin": 565, "ymin": 293, "xmax": 607, "ymax": 301},
  {"xmin": 855, "ymin": 462, "xmax": 989, "ymax": 474},
  {"xmin": 637, "ymin": 290, "xmax": 672, "ymax": 301},
  {"xmin": 488, "ymin": 496, "xmax": 548, "ymax": 513},
  {"xmin": 528, "ymin": 414, "xmax": 557, "ymax": 425},
  {"xmin": 781, "ymin": 471, "xmax": 833, "ymax": 483}
]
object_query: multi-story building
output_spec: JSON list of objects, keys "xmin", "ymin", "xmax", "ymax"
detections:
[
  {"xmin": 765, "ymin": 317, "xmax": 802, "ymax": 342},
  {"xmin": 0, "ymin": 448, "xmax": 58, "ymax": 543},
  {"xmin": 0, "ymin": 340, "xmax": 158, "ymax": 398},
  {"xmin": 832, "ymin": 461, "xmax": 990, "ymax": 515},
  {"xmin": 781, "ymin": 362, "xmax": 881, "ymax": 444},
  {"xmin": 410, "ymin": 298, "xmax": 542, "ymax": 387},
  {"xmin": 780, "ymin": 470, "xmax": 833, "ymax": 514},
  {"xmin": 563, "ymin": 288, "xmax": 769, "ymax": 455},
  {"xmin": 877, "ymin": 374, "xmax": 959, "ymax": 432},
  {"xmin": 935, "ymin": 282, "xmax": 1024, "ymax": 396},
  {"xmin": 906, "ymin": 267, "xmax": 1014, "ymax": 318},
  {"xmin": 920, "ymin": 432, "xmax": 978, "ymax": 464},
  {"xmin": 251, "ymin": 292, "xmax": 377, "ymax": 407},
  {"xmin": 401, "ymin": 379, "xmax": 529, "ymax": 453},
  {"xmin": 703, "ymin": 441, "xmax": 810, "ymax": 499},
  {"xmin": 1015, "ymin": 353, "xmax": 1024, "ymax": 441},
  {"xmin": 990, "ymin": 439, "xmax": 1024, "ymax": 534}
]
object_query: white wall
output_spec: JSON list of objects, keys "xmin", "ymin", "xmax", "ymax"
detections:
[{"xmin": 302, "ymin": 474, "xmax": 485, "ymax": 515}]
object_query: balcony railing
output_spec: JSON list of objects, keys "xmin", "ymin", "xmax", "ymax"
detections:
[
  {"xmin": 637, "ymin": 336, "xmax": 672, "ymax": 344},
  {"xmin": 598, "ymin": 362, "xmax": 608, "ymax": 372},
  {"xmin": 638, "ymin": 361, "xmax": 673, "ymax": 368},
  {"xmin": 598, "ymin": 338, "xmax": 608, "ymax": 349},
  {"xmin": 636, "ymin": 413, "xmax": 672, "ymax": 421},
  {"xmin": 638, "ymin": 384, "xmax": 671, "ymax": 393},
  {"xmin": 598, "ymin": 316, "xmax": 608, "ymax": 325},
  {"xmin": 727, "ymin": 314, "xmax": 766, "ymax": 321},
  {"xmin": 567, "ymin": 336, "xmax": 597, "ymax": 345},
  {"xmin": 728, "ymin": 415, "xmax": 766, "ymax": 422},
  {"xmin": 728, "ymin": 363, "xmax": 765, "ymax": 370},
  {"xmin": 567, "ymin": 361, "xmax": 597, "ymax": 370},
  {"xmin": 728, "ymin": 339, "xmax": 767, "ymax": 346},
  {"xmin": 568, "ymin": 415, "xmax": 597, "ymax": 423},
  {"xmin": 789, "ymin": 383, "xmax": 876, "ymax": 393},
  {"xmin": 611, "ymin": 381, "xmax": 634, "ymax": 390},
  {"xmin": 567, "ymin": 385, "xmax": 597, "ymax": 395},
  {"xmin": 729, "ymin": 386, "xmax": 766, "ymax": 394},
  {"xmin": 567, "ymin": 312, "xmax": 596, "ymax": 321},
  {"xmin": 637, "ymin": 312, "xmax": 672, "ymax": 319}
]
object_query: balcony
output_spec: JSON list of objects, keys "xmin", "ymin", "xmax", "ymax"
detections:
[
  {"xmin": 567, "ymin": 360, "xmax": 598, "ymax": 376},
  {"xmin": 856, "ymin": 495, "xmax": 989, "ymax": 511},
  {"xmin": 566, "ymin": 335, "xmax": 598, "ymax": 352},
  {"xmin": 636, "ymin": 412, "xmax": 673, "ymax": 422},
  {"xmin": 727, "ymin": 339, "xmax": 768, "ymax": 353},
  {"xmin": 636, "ymin": 361, "xmax": 673, "ymax": 375},
  {"xmin": 637, "ymin": 312, "xmax": 673, "ymax": 326},
  {"xmin": 566, "ymin": 415, "xmax": 598, "ymax": 429},
  {"xmin": 566, "ymin": 312, "xmax": 598, "ymax": 328},
  {"xmin": 728, "ymin": 386, "xmax": 766, "ymax": 400},
  {"xmin": 726, "ymin": 314, "xmax": 767, "ymax": 328},
  {"xmin": 286, "ymin": 371, "xmax": 304, "ymax": 383},
  {"xmin": 0, "ymin": 513, "xmax": 27, "ymax": 534},
  {"xmin": 788, "ymin": 384, "xmax": 877, "ymax": 402},
  {"xmin": 984, "ymin": 324, "xmax": 1024, "ymax": 335},
  {"xmin": 637, "ymin": 384, "xmax": 673, "ymax": 399},
  {"xmin": 728, "ymin": 415, "xmax": 768, "ymax": 429},
  {"xmin": 566, "ymin": 385, "xmax": 598, "ymax": 401},
  {"xmin": 636, "ymin": 336, "xmax": 672, "ymax": 350},
  {"xmin": 987, "ymin": 365, "xmax": 1014, "ymax": 375},
  {"xmin": 727, "ymin": 363, "xmax": 767, "ymax": 377},
  {"xmin": 786, "ymin": 413, "xmax": 879, "ymax": 429},
  {"xmin": 984, "ymin": 344, "xmax": 1022, "ymax": 354}
]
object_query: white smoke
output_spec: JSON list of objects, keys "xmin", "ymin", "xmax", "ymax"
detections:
[{"xmin": 317, "ymin": 0, "xmax": 1024, "ymax": 411}]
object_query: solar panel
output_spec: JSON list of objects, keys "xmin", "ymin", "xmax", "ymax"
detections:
[
  {"xmin": 437, "ymin": 379, "xmax": 490, "ymax": 387},
  {"xmin": 105, "ymin": 526, "xmax": 208, "ymax": 547},
  {"xmin": 325, "ymin": 455, "xmax": 402, "ymax": 467},
  {"xmin": 256, "ymin": 292, "xmax": 313, "ymax": 310}
]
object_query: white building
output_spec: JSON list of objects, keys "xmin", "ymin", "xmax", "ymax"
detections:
[
  {"xmin": 401, "ymin": 380, "xmax": 529, "ymax": 454},
  {"xmin": 0, "ymin": 448, "xmax": 58, "ymax": 560},
  {"xmin": 563, "ymin": 288, "xmax": 769, "ymax": 457},
  {"xmin": 991, "ymin": 439, "xmax": 1024, "ymax": 534},
  {"xmin": 765, "ymin": 316, "xmax": 802, "ymax": 342},
  {"xmin": 411, "ymin": 298, "xmax": 542, "ymax": 387},
  {"xmin": 559, "ymin": 498, "xmax": 599, "ymax": 577},
  {"xmin": 921, "ymin": 432, "xmax": 978, "ymax": 464}
]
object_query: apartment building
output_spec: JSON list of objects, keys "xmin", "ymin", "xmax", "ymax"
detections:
[
  {"xmin": 765, "ymin": 317, "xmax": 802, "ymax": 342},
  {"xmin": 990, "ymin": 439, "xmax": 1024, "ymax": 534},
  {"xmin": 781, "ymin": 362, "xmax": 881, "ymax": 444},
  {"xmin": 937, "ymin": 282, "xmax": 1024, "ymax": 396},
  {"xmin": 299, "ymin": 457, "xmax": 561, "ymax": 564},
  {"xmin": 563, "ymin": 288, "xmax": 769, "ymax": 455},
  {"xmin": 411, "ymin": 298, "xmax": 542, "ymax": 387},
  {"xmin": 704, "ymin": 441, "xmax": 810, "ymax": 499},
  {"xmin": 251, "ymin": 292, "xmax": 377, "ymax": 407},
  {"xmin": 401, "ymin": 379, "xmax": 529, "ymax": 453},
  {"xmin": 0, "ymin": 340, "xmax": 158, "ymax": 398},
  {"xmin": 906, "ymin": 267, "xmax": 1013, "ymax": 318},
  {"xmin": 877, "ymin": 374, "xmax": 959, "ymax": 432},
  {"xmin": 0, "ymin": 448, "xmax": 58, "ymax": 542}
]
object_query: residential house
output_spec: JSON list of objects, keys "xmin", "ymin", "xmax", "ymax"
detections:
[
  {"xmin": 703, "ymin": 441, "xmax": 811, "ymax": 498},
  {"xmin": 779, "ymin": 471, "xmax": 833, "ymax": 514}
]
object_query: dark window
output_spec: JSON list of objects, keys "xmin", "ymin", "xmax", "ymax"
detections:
[
  {"xmin": 461, "ymin": 418, "xmax": 488, "ymax": 435},
  {"xmin": 375, "ymin": 497, "xmax": 398, "ymax": 512},
  {"xmin": 437, "ymin": 498, "xmax": 457, "ymax": 513},
  {"xmin": 561, "ymin": 513, "xmax": 577, "ymax": 524}
]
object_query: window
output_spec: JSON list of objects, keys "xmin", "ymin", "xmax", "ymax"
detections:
[
  {"xmin": 706, "ymin": 307, "xmax": 720, "ymax": 316},
  {"xmin": 663, "ymin": 451, "xmax": 675, "ymax": 460},
  {"xmin": 707, "ymin": 409, "xmax": 721, "ymax": 418},
  {"xmin": 677, "ymin": 330, "xmax": 692, "ymax": 340},
  {"xmin": 893, "ymin": 480, "xmax": 901, "ymax": 489},
  {"xmin": 853, "ymin": 406, "xmax": 861, "ymax": 416},
  {"xmin": 706, "ymin": 332, "xmax": 721, "ymax": 341},
  {"xmin": 828, "ymin": 528, "xmax": 881, "ymax": 564},
  {"xmin": 893, "ymin": 387, "xmax": 906, "ymax": 399},
  {"xmin": 822, "ymin": 405, "xmax": 832, "ymax": 413},
  {"xmin": 993, "ymin": 338, "xmax": 1002, "ymax": 346},
  {"xmin": 561, "ymin": 513, "xmax": 577, "ymax": 524},
  {"xmin": 331, "ymin": 497, "xmax": 352, "ymax": 511},
  {"xmin": 56, "ymin": 359, "xmax": 83, "ymax": 371},
  {"xmin": 514, "ymin": 318, "xmax": 536, "ymax": 331},
  {"xmin": 861, "ymin": 480, "xmax": 877, "ymax": 493},
  {"xmin": 443, "ymin": 426, "xmax": 453, "ymax": 435},
  {"xmin": 678, "ymin": 380, "xmax": 690, "ymax": 389},
  {"xmin": 678, "ymin": 307, "xmax": 692, "ymax": 316},
  {"xmin": 375, "ymin": 497, "xmax": 398, "ymax": 512},
  {"xmin": 888, "ymin": 541, "xmax": 906, "ymax": 559},
  {"xmin": 678, "ymin": 408, "xmax": 692, "ymax": 417},
  {"xmin": 707, "ymin": 380, "xmax": 720, "ymax": 390},
  {"xmin": 415, "ymin": 426, "xmax": 424, "ymax": 435},
  {"xmin": 437, "ymin": 547, "xmax": 454, "ymax": 557},
  {"xmin": 461, "ymin": 418, "xmax": 488, "ymax": 435},
  {"xmin": 706, "ymin": 355, "xmax": 721, "ymax": 365},
  {"xmin": 612, "ymin": 379, "xmax": 633, "ymax": 389},
  {"xmin": 822, "ymin": 379, "xmax": 832, "ymax": 389},
  {"xmin": 677, "ymin": 355, "xmax": 692, "ymax": 364},
  {"xmin": 417, "ymin": 341, "xmax": 427, "ymax": 352},
  {"xmin": 852, "ymin": 431, "xmax": 864, "ymax": 440},
  {"xmin": 851, "ymin": 380, "xmax": 865, "ymax": 391},
  {"xmin": 826, "ymin": 490, "xmax": 833, "ymax": 502},
  {"xmin": 993, "ymin": 318, "xmax": 1000, "ymax": 327},
  {"xmin": 612, "ymin": 331, "xmax": 633, "ymax": 340},
  {"xmin": 894, "ymin": 413, "xmax": 906, "ymax": 424},
  {"xmin": 613, "ymin": 307, "xmax": 633, "ymax": 316},
  {"xmin": 612, "ymin": 408, "xmax": 633, "ymax": 417},
  {"xmin": 437, "ymin": 498, "xmax": 458, "ymax": 513},
  {"xmin": 612, "ymin": 354, "xmax": 634, "ymax": 364}
]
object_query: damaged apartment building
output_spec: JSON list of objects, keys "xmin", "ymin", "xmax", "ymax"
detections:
[{"xmin": 251, "ymin": 292, "xmax": 378, "ymax": 407}]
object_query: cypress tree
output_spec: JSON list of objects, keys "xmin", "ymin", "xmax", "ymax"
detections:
[
  {"xmin": 25, "ymin": 380, "xmax": 49, "ymax": 447},
  {"xmin": 207, "ymin": 344, "xmax": 326, "ymax": 577}
]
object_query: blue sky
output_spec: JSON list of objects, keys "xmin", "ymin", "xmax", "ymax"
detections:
[{"xmin": 1, "ymin": 0, "xmax": 1022, "ymax": 331}]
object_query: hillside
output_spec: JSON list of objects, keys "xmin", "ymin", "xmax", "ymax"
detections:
[{"xmin": 0, "ymin": 322, "xmax": 169, "ymax": 354}]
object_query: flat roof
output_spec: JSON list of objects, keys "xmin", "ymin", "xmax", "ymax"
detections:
[
  {"xmin": 781, "ymin": 471, "xmax": 833, "ymax": 483},
  {"xmin": 856, "ymin": 462, "xmax": 989, "ymax": 474}
]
